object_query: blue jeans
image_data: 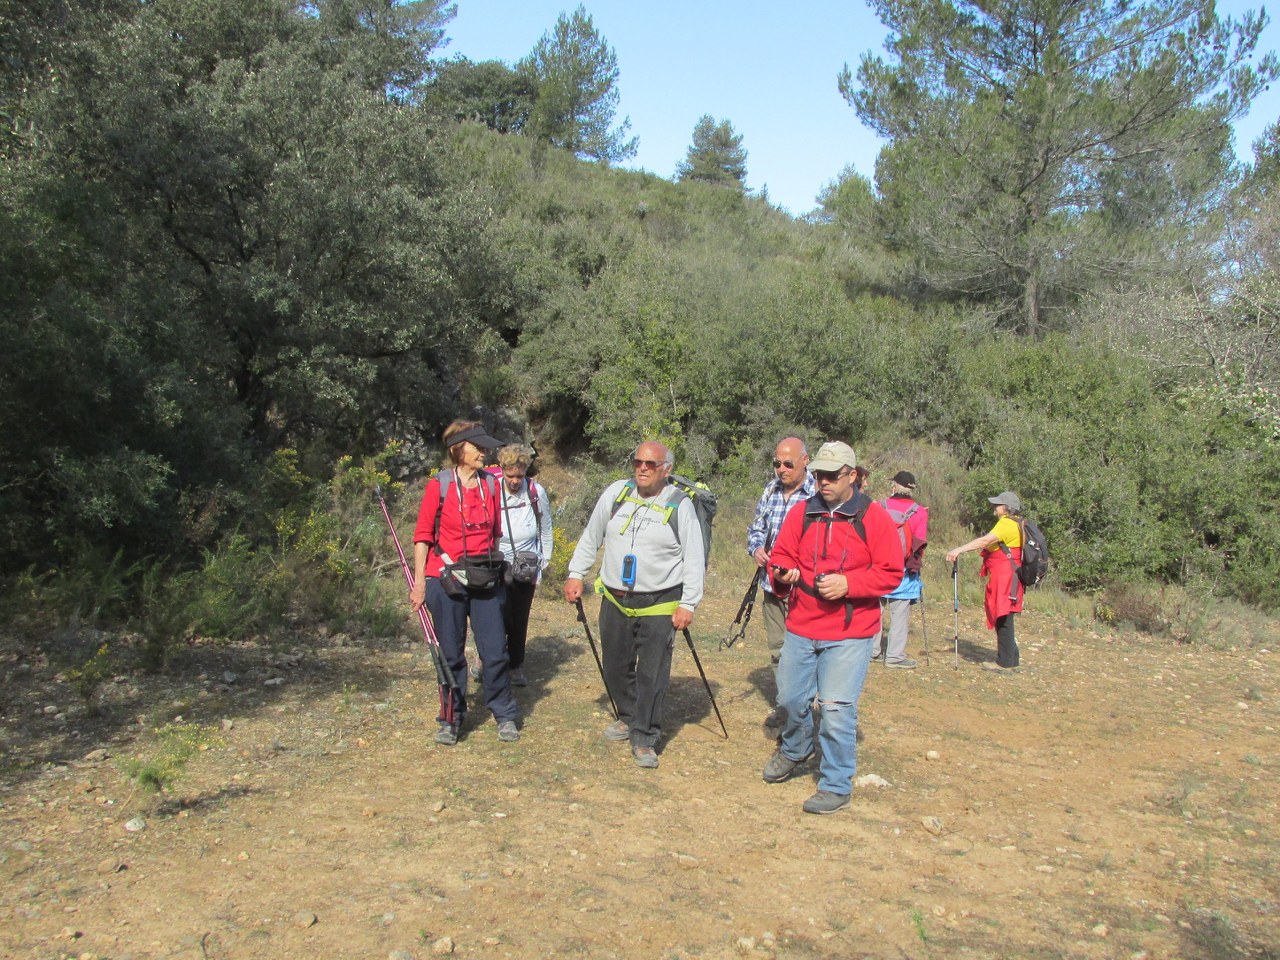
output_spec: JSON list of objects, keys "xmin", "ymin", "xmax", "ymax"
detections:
[{"xmin": 775, "ymin": 631, "xmax": 874, "ymax": 795}]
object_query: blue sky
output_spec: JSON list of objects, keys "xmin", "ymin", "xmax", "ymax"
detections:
[{"xmin": 443, "ymin": 0, "xmax": 1280, "ymax": 217}]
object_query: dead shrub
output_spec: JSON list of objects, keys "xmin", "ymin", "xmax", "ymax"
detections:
[{"xmin": 1096, "ymin": 582, "xmax": 1174, "ymax": 637}]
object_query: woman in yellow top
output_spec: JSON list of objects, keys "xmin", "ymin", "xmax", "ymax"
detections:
[{"xmin": 946, "ymin": 491, "xmax": 1024, "ymax": 671}]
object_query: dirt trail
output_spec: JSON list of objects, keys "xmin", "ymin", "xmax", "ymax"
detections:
[{"xmin": 1, "ymin": 592, "xmax": 1277, "ymax": 960}]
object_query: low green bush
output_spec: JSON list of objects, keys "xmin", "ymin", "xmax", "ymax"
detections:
[
  {"xmin": 63, "ymin": 642, "xmax": 114, "ymax": 702},
  {"xmin": 3, "ymin": 543, "xmax": 144, "ymax": 632},
  {"xmin": 120, "ymin": 723, "xmax": 221, "ymax": 796}
]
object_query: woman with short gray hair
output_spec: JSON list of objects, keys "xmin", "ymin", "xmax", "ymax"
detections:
[
  {"xmin": 946, "ymin": 492, "xmax": 1024, "ymax": 671},
  {"xmin": 495, "ymin": 444, "xmax": 554, "ymax": 686}
]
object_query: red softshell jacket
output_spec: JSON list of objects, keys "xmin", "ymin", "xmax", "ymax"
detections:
[
  {"xmin": 412, "ymin": 471, "xmax": 503, "ymax": 579},
  {"xmin": 769, "ymin": 493, "xmax": 905, "ymax": 640}
]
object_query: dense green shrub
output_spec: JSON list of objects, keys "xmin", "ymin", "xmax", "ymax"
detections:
[{"xmin": 936, "ymin": 336, "xmax": 1280, "ymax": 608}]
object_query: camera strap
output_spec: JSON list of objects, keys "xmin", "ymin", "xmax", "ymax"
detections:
[{"xmin": 501, "ymin": 478, "xmax": 543, "ymax": 560}]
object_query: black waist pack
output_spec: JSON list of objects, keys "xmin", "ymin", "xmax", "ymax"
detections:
[{"xmin": 453, "ymin": 554, "xmax": 505, "ymax": 593}]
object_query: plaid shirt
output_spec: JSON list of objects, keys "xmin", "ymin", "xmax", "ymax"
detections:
[{"xmin": 746, "ymin": 473, "xmax": 816, "ymax": 595}]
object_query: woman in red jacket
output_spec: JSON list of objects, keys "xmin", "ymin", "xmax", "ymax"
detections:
[
  {"xmin": 946, "ymin": 491, "xmax": 1024, "ymax": 671},
  {"xmin": 761, "ymin": 441, "xmax": 904, "ymax": 815},
  {"xmin": 410, "ymin": 420, "xmax": 520, "ymax": 745}
]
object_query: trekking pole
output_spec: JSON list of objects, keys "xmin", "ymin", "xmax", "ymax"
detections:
[
  {"xmin": 574, "ymin": 598, "xmax": 619, "ymax": 720},
  {"xmin": 919, "ymin": 587, "xmax": 930, "ymax": 666},
  {"xmin": 376, "ymin": 487, "xmax": 458, "ymax": 724},
  {"xmin": 682, "ymin": 628, "xmax": 729, "ymax": 739},
  {"xmin": 951, "ymin": 559, "xmax": 961, "ymax": 670},
  {"xmin": 720, "ymin": 573, "xmax": 761, "ymax": 649}
]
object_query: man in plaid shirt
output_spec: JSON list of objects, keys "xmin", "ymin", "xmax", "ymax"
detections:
[{"xmin": 746, "ymin": 437, "xmax": 815, "ymax": 733}]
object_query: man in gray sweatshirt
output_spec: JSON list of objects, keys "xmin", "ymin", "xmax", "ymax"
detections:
[{"xmin": 564, "ymin": 441, "xmax": 705, "ymax": 768}]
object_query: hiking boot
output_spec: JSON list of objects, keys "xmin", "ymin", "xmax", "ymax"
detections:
[
  {"xmin": 763, "ymin": 707, "xmax": 783, "ymax": 729},
  {"xmin": 763, "ymin": 748, "xmax": 813, "ymax": 783},
  {"xmin": 802, "ymin": 790, "xmax": 850, "ymax": 815},
  {"xmin": 435, "ymin": 723, "xmax": 459, "ymax": 746},
  {"xmin": 497, "ymin": 720, "xmax": 520, "ymax": 742},
  {"xmin": 886, "ymin": 657, "xmax": 918, "ymax": 669},
  {"xmin": 982, "ymin": 662, "xmax": 1020, "ymax": 673},
  {"xmin": 631, "ymin": 745, "xmax": 659, "ymax": 768},
  {"xmin": 603, "ymin": 720, "xmax": 629, "ymax": 742},
  {"xmin": 510, "ymin": 668, "xmax": 528, "ymax": 687}
]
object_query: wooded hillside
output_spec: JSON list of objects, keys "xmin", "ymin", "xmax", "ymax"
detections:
[{"xmin": 3, "ymin": 0, "xmax": 1278, "ymax": 651}]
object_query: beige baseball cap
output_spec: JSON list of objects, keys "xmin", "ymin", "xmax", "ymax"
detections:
[{"xmin": 808, "ymin": 441, "xmax": 857, "ymax": 473}]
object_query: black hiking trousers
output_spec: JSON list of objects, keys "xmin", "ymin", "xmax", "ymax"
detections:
[{"xmin": 995, "ymin": 614, "xmax": 1020, "ymax": 668}]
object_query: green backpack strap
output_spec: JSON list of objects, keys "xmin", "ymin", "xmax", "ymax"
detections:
[{"xmin": 609, "ymin": 480, "xmax": 678, "ymax": 536}]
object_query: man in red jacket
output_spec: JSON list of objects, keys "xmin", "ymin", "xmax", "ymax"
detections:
[{"xmin": 762, "ymin": 441, "xmax": 904, "ymax": 814}]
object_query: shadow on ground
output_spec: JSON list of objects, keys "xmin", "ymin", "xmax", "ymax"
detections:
[{"xmin": 0, "ymin": 625, "xmax": 411, "ymax": 793}]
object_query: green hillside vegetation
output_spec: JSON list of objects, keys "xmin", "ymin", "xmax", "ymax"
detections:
[{"xmin": 3, "ymin": 0, "xmax": 1278, "ymax": 668}]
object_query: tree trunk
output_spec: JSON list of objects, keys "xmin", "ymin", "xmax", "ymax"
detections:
[{"xmin": 1023, "ymin": 271, "xmax": 1040, "ymax": 335}]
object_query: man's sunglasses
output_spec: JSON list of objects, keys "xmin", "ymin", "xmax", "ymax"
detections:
[
  {"xmin": 813, "ymin": 468, "xmax": 851, "ymax": 483},
  {"xmin": 772, "ymin": 459, "xmax": 796, "ymax": 469},
  {"xmin": 633, "ymin": 459, "xmax": 665, "ymax": 471}
]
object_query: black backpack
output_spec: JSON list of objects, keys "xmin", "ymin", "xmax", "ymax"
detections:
[
  {"xmin": 608, "ymin": 474, "xmax": 718, "ymax": 569},
  {"xmin": 669, "ymin": 473, "xmax": 717, "ymax": 567},
  {"xmin": 1001, "ymin": 516, "xmax": 1049, "ymax": 588},
  {"xmin": 800, "ymin": 491, "xmax": 871, "ymax": 543}
]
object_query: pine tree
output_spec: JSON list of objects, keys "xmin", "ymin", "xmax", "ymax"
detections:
[
  {"xmin": 676, "ymin": 115, "xmax": 748, "ymax": 191},
  {"xmin": 843, "ymin": 0, "xmax": 1278, "ymax": 331},
  {"xmin": 520, "ymin": 5, "xmax": 637, "ymax": 163}
]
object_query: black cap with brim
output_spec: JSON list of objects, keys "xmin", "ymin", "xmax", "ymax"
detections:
[{"xmin": 447, "ymin": 425, "xmax": 503, "ymax": 450}]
